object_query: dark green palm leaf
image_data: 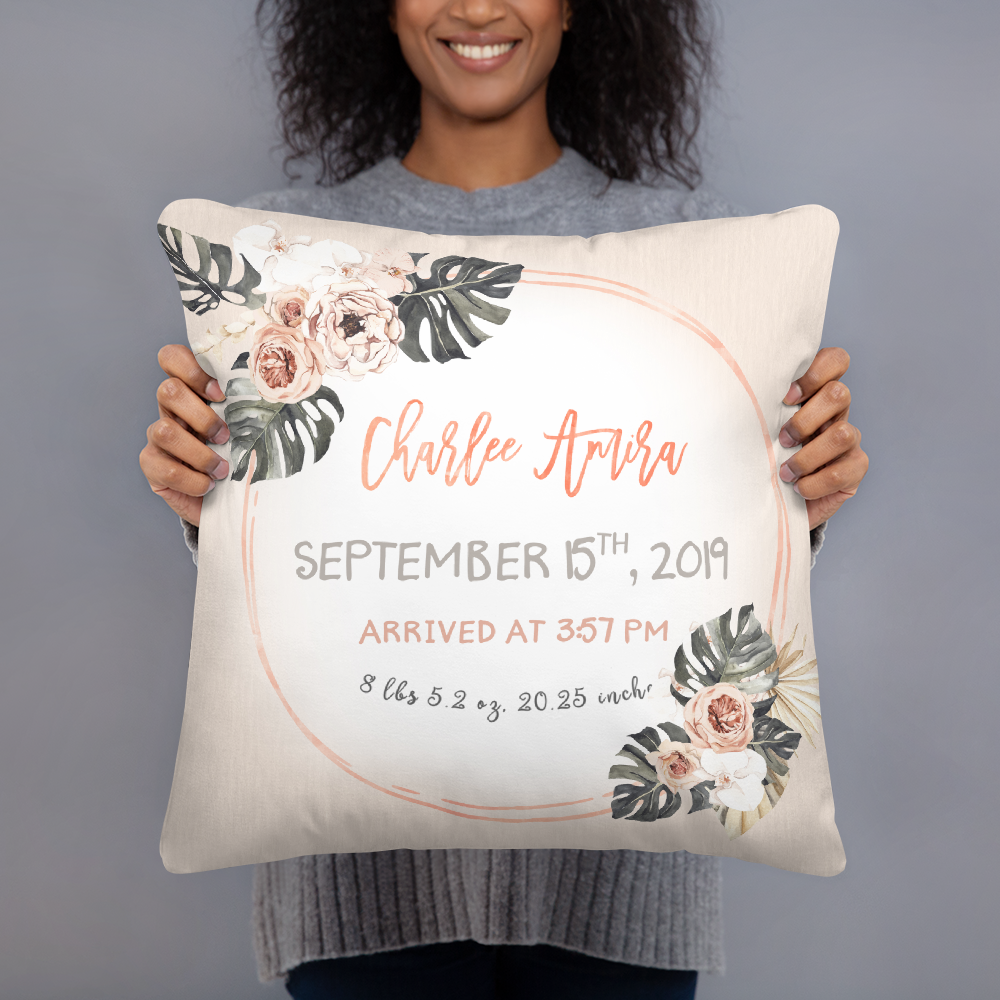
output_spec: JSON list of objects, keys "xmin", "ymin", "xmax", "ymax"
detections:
[
  {"xmin": 749, "ymin": 716, "xmax": 802, "ymax": 774},
  {"xmin": 688, "ymin": 780, "xmax": 715, "ymax": 814},
  {"xmin": 391, "ymin": 254, "xmax": 522, "ymax": 363},
  {"xmin": 610, "ymin": 777, "xmax": 682, "ymax": 822},
  {"xmin": 657, "ymin": 721, "xmax": 691, "ymax": 743},
  {"xmin": 629, "ymin": 727, "xmax": 665, "ymax": 753},
  {"xmin": 226, "ymin": 385, "xmax": 344, "ymax": 483},
  {"xmin": 671, "ymin": 604, "xmax": 778, "ymax": 706},
  {"xmin": 158, "ymin": 224, "xmax": 265, "ymax": 316},
  {"xmin": 608, "ymin": 743, "xmax": 682, "ymax": 822}
]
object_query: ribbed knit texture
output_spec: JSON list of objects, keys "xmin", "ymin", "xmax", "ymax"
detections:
[
  {"xmin": 180, "ymin": 150, "xmax": 827, "ymax": 981},
  {"xmin": 252, "ymin": 850, "xmax": 723, "ymax": 978}
]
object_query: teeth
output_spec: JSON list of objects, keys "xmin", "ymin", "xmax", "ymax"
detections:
[{"xmin": 449, "ymin": 41, "xmax": 515, "ymax": 60}]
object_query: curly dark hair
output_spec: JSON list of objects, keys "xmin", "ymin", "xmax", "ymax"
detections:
[{"xmin": 256, "ymin": 0, "xmax": 714, "ymax": 188}]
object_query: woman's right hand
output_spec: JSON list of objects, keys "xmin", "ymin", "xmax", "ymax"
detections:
[{"xmin": 139, "ymin": 344, "xmax": 231, "ymax": 527}]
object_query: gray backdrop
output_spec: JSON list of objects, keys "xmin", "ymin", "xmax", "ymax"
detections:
[{"xmin": 1, "ymin": 1, "xmax": 996, "ymax": 997}]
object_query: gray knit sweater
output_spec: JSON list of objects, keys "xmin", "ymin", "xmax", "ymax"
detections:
[{"xmin": 181, "ymin": 149, "xmax": 827, "ymax": 982}]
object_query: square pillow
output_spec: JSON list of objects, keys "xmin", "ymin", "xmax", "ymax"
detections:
[{"xmin": 157, "ymin": 199, "xmax": 845, "ymax": 877}]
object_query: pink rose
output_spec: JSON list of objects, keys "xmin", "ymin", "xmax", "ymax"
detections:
[
  {"xmin": 645, "ymin": 742, "xmax": 708, "ymax": 792},
  {"xmin": 268, "ymin": 286, "xmax": 309, "ymax": 328},
  {"xmin": 683, "ymin": 683, "xmax": 755, "ymax": 753},
  {"xmin": 306, "ymin": 280, "xmax": 403, "ymax": 381},
  {"xmin": 250, "ymin": 322, "xmax": 325, "ymax": 404}
]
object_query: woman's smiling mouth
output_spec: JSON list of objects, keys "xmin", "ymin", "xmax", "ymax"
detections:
[
  {"xmin": 448, "ymin": 40, "xmax": 516, "ymax": 60},
  {"xmin": 440, "ymin": 36, "xmax": 521, "ymax": 71}
]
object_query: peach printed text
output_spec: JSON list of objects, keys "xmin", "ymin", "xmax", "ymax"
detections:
[
  {"xmin": 358, "ymin": 617, "xmax": 669, "ymax": 645},
  {"xmin": 534, "ymin": 410, "xmax": 688, "ymax": 497},
  {"xmin": 362, "ymin": 399, "xmax": 521, "ymax": 490}
]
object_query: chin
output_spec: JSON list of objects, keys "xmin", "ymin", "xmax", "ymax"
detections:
[{"xmin": 436, "ymin": 80, "xmax": 531, "ymax": 122}]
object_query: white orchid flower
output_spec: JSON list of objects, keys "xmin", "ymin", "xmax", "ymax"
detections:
[
  {"xmin": 311, "ymin": 251, "xmax": 374, "ymax": 292},
  {"xmin": 359, "ymin": 248, "xmax": 417, "ymax": 295},
  {"xmin": 701, "ymin": 748, "xmax": 767, "ymax": 812},
  {"xmin": 233, "ymin": 221, "xmax": 362, "ymax": 293}
]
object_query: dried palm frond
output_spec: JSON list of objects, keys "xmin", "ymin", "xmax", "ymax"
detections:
[{"xmin": 770, "ymin": 625, "xmax": 821, "ymax": 747}]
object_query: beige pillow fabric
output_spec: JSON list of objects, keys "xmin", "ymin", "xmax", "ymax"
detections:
[{"xmin": 157, "ymin": 198, "xmax": 845, "ymax": 877}]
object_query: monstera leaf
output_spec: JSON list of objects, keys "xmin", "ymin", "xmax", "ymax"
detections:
[
  {"xmin": 657, "ymin": 721, "xmax": 690, "ymax": 744},
  {"xmin": 224, "ymin": 377, "xmax": 258, "ymax": 397},
  {"xmin": 608, "ymin": 747, "xmax": 682, "ymax": 822},
  {"xmin": 225, "ymin": 385, "xmax": 344, "ymax": 483},
  {"xmin": 672, "ymin": 604, "xmax": 778, "ymax": 705},
  {"xmin": 391, "ymin": 254, "xmax": 523, "ymax": 363},
  {"xmin": 608, "ymin": 728, "xmax": 684, "ymax": 822},
  {"xmin": 749, "ymin": 716, "xmax": 802, "ymax": 776},
  {"xmin": 158, "ymin": 225, "xmax": 265, "ymax": 315},
  {"xmin": 688, "ymin": 779, "xmax": 715, "ymax": 814}
]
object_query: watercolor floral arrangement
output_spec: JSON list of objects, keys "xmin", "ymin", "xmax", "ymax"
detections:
[
  {"xmin": 158, "ymin": 220, "xmax": 523, "ymax": 483},
  {"xmin": 609, "ymin": 605, "xmax": 821, "ymax": 839}
]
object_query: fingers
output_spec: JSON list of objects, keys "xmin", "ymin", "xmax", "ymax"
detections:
[
  {"xmin": 780, "ymin": 420, "xmax": 859, "ymax": 484},
  {"xmin": 786, "ymin": 441, "xmax": 869, "ymax": 506},
  {"xmin": 144, "ymin": 344, "xmax": 232, "ymax": 526},
  {"xmin": 783, "ymin": 347, "xmax": 850, "ymax": 405},
  {"xmin": 140, "ymin": 438, "xmax": 223, "ymax": 502},
  {"xmin": 156, "ymin": 377, "xmax": 229, "ymax": 445},
  {"xmin": 146, "ymin": 416, "xmax": 230, "ymax": 481},
  {"xmin": 158, "ymin": 344, "xmax": 226, "ymax": 403},
  {"xmin": 780, "ymin": 417, "xmax": 868, "ymax": 522},
  {"xmin": 779, "ymin": 346, "xmax": 867, "ymax": 528},
  {"xmin": 779, "ymin": 378, "xmax": 850, "ymax": 448}
]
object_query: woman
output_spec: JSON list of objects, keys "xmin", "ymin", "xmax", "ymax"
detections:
[{"xmin": 140, "ymin": 2, "xmax": 868, "ymax": 997}]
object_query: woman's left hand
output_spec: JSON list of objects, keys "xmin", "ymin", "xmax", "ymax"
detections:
[{"xmin": 778, "ymin": 347, "xmax": 869, "ymax": 530}]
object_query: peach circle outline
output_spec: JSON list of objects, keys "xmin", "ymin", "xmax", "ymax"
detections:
[{"xmin": 240, "ymin": 272, "xmax": 792, "ymax": 823}]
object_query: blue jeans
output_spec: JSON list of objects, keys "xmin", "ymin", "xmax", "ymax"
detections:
[{"xmin": 285, "ymin": 941, "xmax": 698, "ymax": 999}]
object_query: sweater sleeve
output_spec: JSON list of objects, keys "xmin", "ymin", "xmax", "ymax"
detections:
[
  {"xmin": 181, "ymin": 518, "xmax": 199, "ymax": 566},
  {"xmin": 810, "ymin": 522, "xmax": 827, "ymax": 567}
]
